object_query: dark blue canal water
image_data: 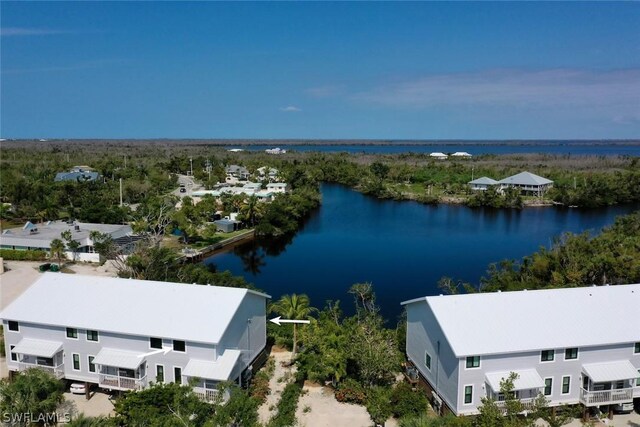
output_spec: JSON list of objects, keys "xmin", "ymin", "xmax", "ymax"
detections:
[
  {"xmin": 205, "ymin": 184, "xmax": 639, "ymax": 321},
  {"xmin": 230, "ymin": 142, "xmax": 640, "ymax": 156}
]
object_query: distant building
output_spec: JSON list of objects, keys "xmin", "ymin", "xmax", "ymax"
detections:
[
  {"xmin": 403, "ymin": 284, "xmax": 640, "ymax": 416},
  {"xmin": 451, "ymin": 152, "xmax": 472, "ymax": 158},
  {"xmin": 498, "ymin": 171, "xmax": 553, "ymax": 196},
  {"xmin": 256, "ymin": 166, "xmax": 279, "ymax": 181},
  {"xmin": 266, "ymin": 183, "xmax": 288, "ymax": 194},
  {"xmin": 0, "ymin": 221, "xmax": 133, "ymax": 262},
  {"xmin": 54, "ymin": 167, "xmax": 100, "ymax": 183},
  {"xmin": 429, "ymin": 152, "xmax": 448, "ymax": 160},
  {"xmin": 1, "ymin": 274, "xmax": 269, "ymax": 399},
  {"xmin": 225, "ymin": 165, "xmax": 250, "ymax": 182},
  {"xmin": 265, "ymin": 148, "xmax": 287, "ymax": 155},
  {"xmin": 213, "ymin": 219, "xmax": 241, "ymax": 233},
  {"xmin": 468, "ymin": 177, "xmax": 499, "ymax": 191}
]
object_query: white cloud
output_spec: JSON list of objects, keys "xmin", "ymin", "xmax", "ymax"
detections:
[
  {"xmin": 0, "ymin": 27, "xmax": 71, "ymax": 37},
  {"xmin": 280, "ymin": 106, "xmax": 302, "ymax": 112},
  {"xmin": 351, "ymin": 68, "xmax": 640, "ymax": 116}
]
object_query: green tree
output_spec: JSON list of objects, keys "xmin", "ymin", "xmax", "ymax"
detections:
[
  {"xmin": 0, "ymin": 369, "xmax": 65, "ymax": 425},
  {"xmin": 271, "ymin": 294, "xmax": 315, "ymax": 355},
  {"xmin": 61, "ymin": 230, "xmax": 81, "ymax": 262},
  {"xmin": 49, "ymin": 238, "xmax": 65, "ymax": 267}
]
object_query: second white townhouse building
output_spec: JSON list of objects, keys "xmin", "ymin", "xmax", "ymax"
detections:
[
  {"xmin": 402, "ymin": 284, "xmax": 640, "ymax": 416},
  {"xmin": 0, "ymin": 273, "xmax": 270, "ymax": 400}
]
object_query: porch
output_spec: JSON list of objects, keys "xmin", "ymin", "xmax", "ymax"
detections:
[
  {"xmin": 93, "ymin": 348, "xmax": 147, "ymax": 391},
  {"xmin": 486, "ymin": 369, "xmax": 545, "ymax": 412},
  {"xmin": 580, "ymin": 360, "xmax": 639, "ymax": 407},
  {"xmin": 12, "ymin": 338, "xmax": 65, "ymax": 379},
  {"xmin": 183, "ymin": 350, "xmax": 242, "ymax": 403}
]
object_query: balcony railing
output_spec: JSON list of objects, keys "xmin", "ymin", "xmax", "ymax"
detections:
[
  {"xmin": 99, "ymin": 374, "xmax": 147, "ymax": 391},
  {"xmin": 192, "ymin": 387, "xmax": 230, "ymax": 404},
  {"xmin": 494, "ymin": 397, "xmax": 538, "ymax": 412},
  {"xmin": 580, "ymin": 387, "xmax": 634, "ymax": 406},
  {"xmin": 18, "ymin": 362, "xmax": 64, "ymax": 379}
]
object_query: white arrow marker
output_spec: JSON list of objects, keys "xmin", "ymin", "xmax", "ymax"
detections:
[
  {"xmin": 269, "ymin": 316, "xmax": 311, "ymax": 326},
  {"xmin": 138, "ymin": 347, "xmax": 172, "ymax": 358}
]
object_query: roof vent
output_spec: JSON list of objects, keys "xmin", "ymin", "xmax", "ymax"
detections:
[{"xmin": 74, "ymin": 225, "xmax": 80, "ymax": 231}]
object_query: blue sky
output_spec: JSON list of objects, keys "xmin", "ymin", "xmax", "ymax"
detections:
[{"xmin": 1, "ymin": 2, "xmax": 639, "ymax": 139}]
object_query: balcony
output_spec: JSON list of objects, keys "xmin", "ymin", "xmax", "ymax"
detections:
[
  {"xmin": 580, "ymin": 387, "xmax": 634, "ymax": 406},
  {"xmin": 18, "ymin": 362, "xmax": 65, "ymax": 379},
  {"xmin": 99, "ymin": 374, "xmax": 147, "ymax": 391},
  {"xmin": 192, "ymin": 387, "xmax": 229, "ymax": 404}
]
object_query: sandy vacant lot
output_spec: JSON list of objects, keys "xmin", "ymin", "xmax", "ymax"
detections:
[{"xmin": 0, "ymin": 260, "xmax": 118, "ymax": 310}]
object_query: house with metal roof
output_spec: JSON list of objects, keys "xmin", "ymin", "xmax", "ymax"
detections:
[
  {"xmin": 402, "ymin": 285, "xmax": 640, "ymax": 416},
  {"xmin": 429, "ymin": 152, "xmax": 448, "ymax": 160},
  {"xmin": 468, "ymin": 177, "xmax": 499, "ymax": 191},
  {"xmin": 224, "ymin": 165, "xmax": 250, "ymax": 182},
  {"xmin": 54, "ymin": 167, "xmax": 100, "ymax": 183},
  {"xmin": 498, "ymin": 171, "xmax": 553, "ymax": 196},
  {"xmin": 0, "ymin": 221, "xmax": 133, "ymax": 262},
  {"xmin": 1, "ymin": 274, "xmax": 270, "ymax": 401}
]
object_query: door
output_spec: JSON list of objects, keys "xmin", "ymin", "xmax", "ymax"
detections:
[{"xmin": 174, "ymin": 367, "xmax": 182, "ymax": 385}]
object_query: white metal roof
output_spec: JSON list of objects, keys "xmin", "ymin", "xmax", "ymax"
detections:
[
  {"xmin": 402, "ymin": 284, "xmax": 640, "ymax": 357},
  {"xmin": 183, "ymin": 349, "xmax": 242, "ymax": 380},
  {"xmin": 12, "ymin": 338, "xmax": 63, "ymax": 358},
  {"xmin": 582, "ymin": 360, "xmax": 639, "ymax": 383},
  {"xmin": 485, "ymin": 369, "xmax": 545, "ymax": 392},
  {"xmin": 93, "ymin": 348, "xmax": 145, "ymax": 370},
  {"xmin": 0, "ymin": 274, "xmax": 270, "ymax": 344},
  {"xmin": 429, "ymin": 152, "xmax": 448, "ymax": 157},
  {"xmin": 0, "ymin": 221, "xmax": 131, "ymax": 249},
  {"xmin": 451, "ymin": 152, "xmax": 472, "ymax": 157},
  {"xmin": 468, "ymin": 176, "xmax": 499, "ymax": 185},
  {"xmin": 498, "ymin": 171, "xmax": 553, "ymax": 186}
]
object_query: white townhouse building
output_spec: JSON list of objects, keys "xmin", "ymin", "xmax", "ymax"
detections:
[
  {"xmin": 1, "ymin": 274, "xmax": 270, "ymax": 401},
  {"xmin": 402, "ymin": 284, "xmax": 640, "ymax": 416}
]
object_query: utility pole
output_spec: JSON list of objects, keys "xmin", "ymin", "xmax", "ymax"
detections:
[
  {"xmin": 471, "ymin": 166, "xmax": 475, "ymax": 181},
  {"xmin": 119, "ymin": 178, "xmax": 123, "ymax": 207},
  {"xmin": 189, "ymin": 157, "xmax": 193, "ymax": 177}
]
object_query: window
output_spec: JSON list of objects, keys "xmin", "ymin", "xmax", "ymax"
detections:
[
  {"xmin": 72, "ymin": 354, "xmax": 81, "ymax": 371},
  {"xmin": 636, "ymin": 370, "xmax": 640, "ymax": 387},
  {"xmin": 466, "ymin": 356, "xmax": 480, "ymax": 369},
  {"xmin": 86, "ymin": 330, "xmax": 99, "ymax": 342},
  {"xmin": 541, "ymin": 350, "xmax": 555, "ymax": 362},
  {"xmin": 425, "ymin": 353, "xmax": 432, "ymax": 370},
  {"xmin": 562, "ymin": 376, "xmax": 570, "ymax": 394},
  {"xmin": 564, "ymin": 348, "xmax": 578, "ymax": 360},
  {"xmin": 66, "ymin": 328, "xmax": 78, "ymax": 339},
  {"xmin": 635, "ymin": 342, "xmax": 640, "ymax": 353},
  {"xmin": 174, "ymin": 367, "xmax": 182, "ymax": 385},
  {"xmin": 150, "ymin": 337, "xmax": 163, "ymax": 349},
  {"xmin": 88, "ymin": 356, "xmax": 96, "ymax": 373},
  {"xmin": 544, "ymin": 378, "xmax": 553, "ymax": 396},
  {"xmin": 173, "ymin": 340, "xmax": 186, "ymax": 352},
  {"xmin": 464, "ymin": 385, "xmax": 473, "ymax": 404},
  {"xmin": 156, "ymin": 365, "xmax": 165, "ymax": 383},
  {"xmin": 10, "ymin": 345, "xmax": 17, "ymax": 362},
  {"xmin": 7, "ymin": 321, "xmax": 19, "ymax": 332}
]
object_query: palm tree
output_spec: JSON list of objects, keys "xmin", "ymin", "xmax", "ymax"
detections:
[
  {"xmin": 270, "ymin": 294, "xmax": 315, "ymax": 355},
  {"xmin": 49, "ymin": 238, "xmax": 65, "ymax": 268}
]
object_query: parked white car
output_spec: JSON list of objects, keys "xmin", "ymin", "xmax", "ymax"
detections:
[{"xmin": 69, "ymin": 383, "xmax": 86, "ymax": 395}]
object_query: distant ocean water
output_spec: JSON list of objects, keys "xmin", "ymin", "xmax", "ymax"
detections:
[{"xmin": 229, "ymin": 141, "xmax": 640, "ymax": 156}]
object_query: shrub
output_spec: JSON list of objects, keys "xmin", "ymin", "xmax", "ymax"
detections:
[
  {"xmin": 250, "ymin": 357, "xmax": 275, "ymax": 403},
  {"xmin": 390, "ymin": 382, "xmax": 429, "ymax": 419},
  {"xmin": 266, "ymin": 382, "xmax": 303, "ymax": 427},
  {"xmin": 335, "ymin": 378, "xmax": 366, "ymax": 405},
  {"xmin": 366, "ymin": 386, "xmax": 393, "ymax": 425},
  {"xmin": 0, "ymin": 249, "xmax": 48, "ymax": 261}
]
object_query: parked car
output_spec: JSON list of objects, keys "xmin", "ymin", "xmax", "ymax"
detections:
[
  {"xmin": 613, "ymin": 402, "xmax": 634, "ymax": 414},
  {"xmin": 70, "ymin": 383, "xmax": 86, "ymax": 395}
]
